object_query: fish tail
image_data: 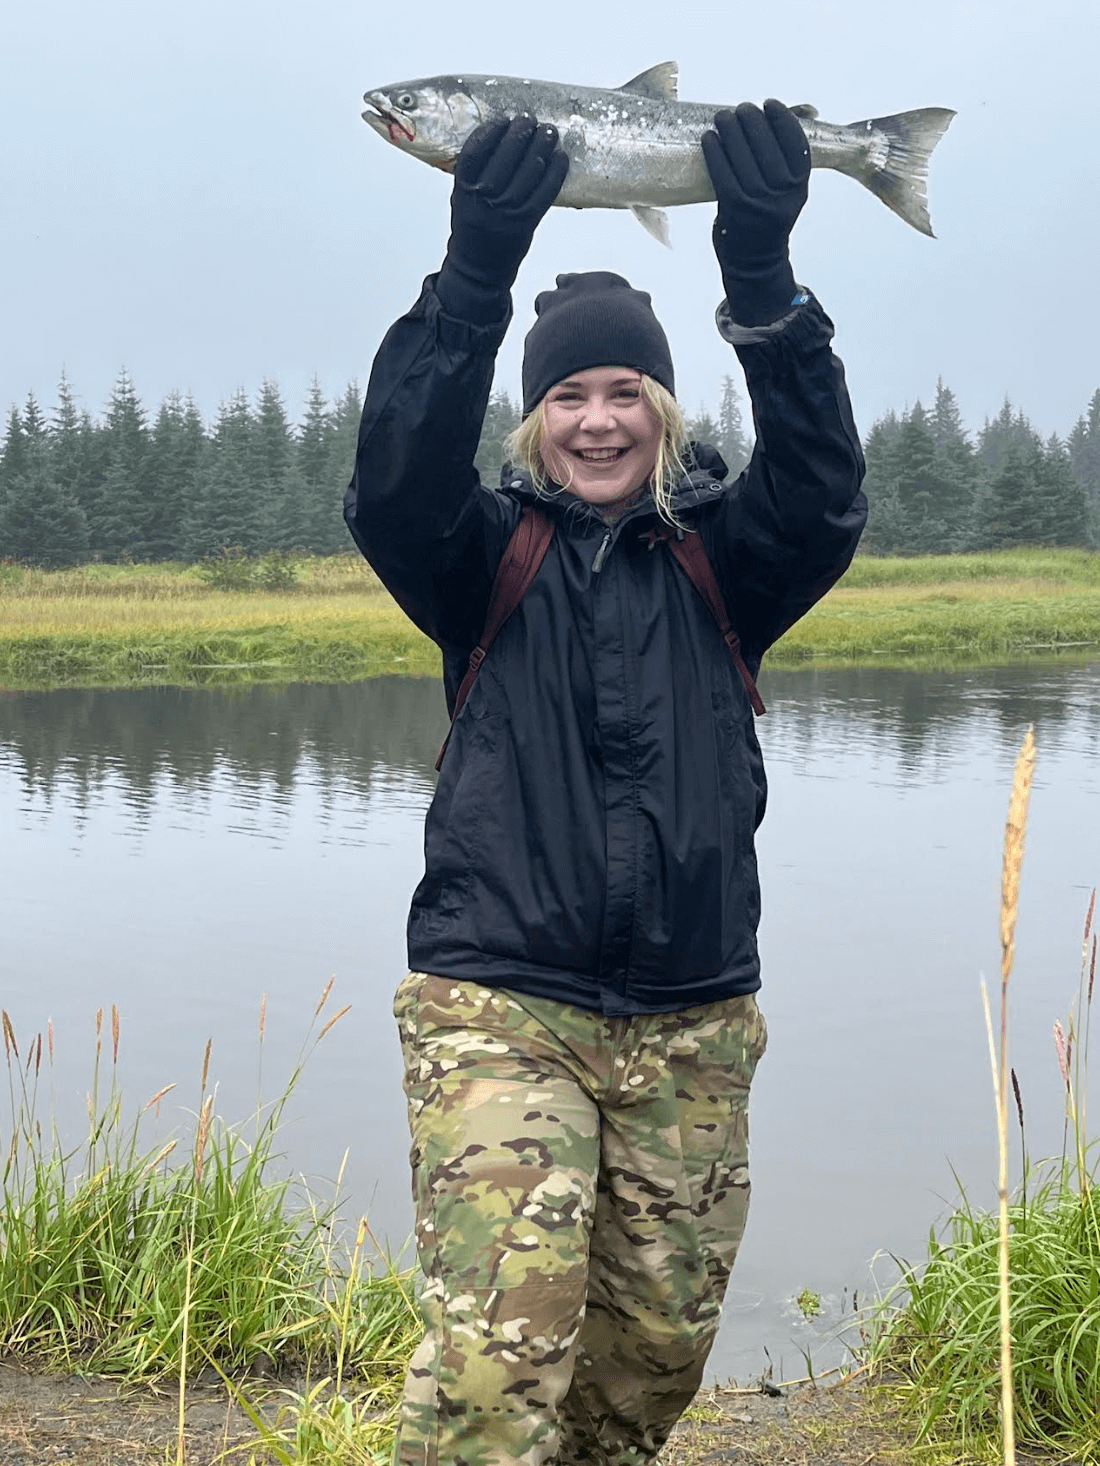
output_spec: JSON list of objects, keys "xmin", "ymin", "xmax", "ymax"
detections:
[{"xmin": 845, "ymin": 107, "xmax": 955, "ymax": 236}]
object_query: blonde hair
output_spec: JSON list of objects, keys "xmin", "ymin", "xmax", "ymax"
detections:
[{"xmin": 504, "ymin": 375, "xmax": 690, "ymax": 528}]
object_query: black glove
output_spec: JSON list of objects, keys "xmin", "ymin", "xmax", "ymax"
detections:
[
  {"xmin": 435, "ymin": 115, "xmax": 569, "ymax": 324},
  {"xmin": 701, "ymin": 100, "xmax": 810, "ymax": 327}
]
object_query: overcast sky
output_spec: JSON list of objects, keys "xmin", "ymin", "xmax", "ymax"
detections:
[{"xmin": 2, "ymin": 0, "xmax": 1097, "ymax": 444}]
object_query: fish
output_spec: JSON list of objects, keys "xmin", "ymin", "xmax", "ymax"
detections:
[{"xmin": 362, "ymin": 62, "xmax": 955, "ymax": 246}]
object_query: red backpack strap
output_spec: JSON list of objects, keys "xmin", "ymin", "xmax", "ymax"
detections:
[
  {"xmin": 435, "ymin": 505, "xmax": 556, "ymax": 770},
  {"xmin": 661, "ymin": 531, "xmax": 766, "ymax": 716}
]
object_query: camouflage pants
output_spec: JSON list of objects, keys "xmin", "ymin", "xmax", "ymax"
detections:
[{"xmin": 392, "ymin": 973, "xmax": 767, "ymax": 1466}]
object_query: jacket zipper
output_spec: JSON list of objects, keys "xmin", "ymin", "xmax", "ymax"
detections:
[{"xmin": 591, "ymin": 530, "xmax": 612, "ymax": 573}]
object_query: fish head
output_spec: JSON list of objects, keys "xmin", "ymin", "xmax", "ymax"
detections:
[{"xmin": 362, "ymin": 78, "xmax": 485, "ymax": 170}]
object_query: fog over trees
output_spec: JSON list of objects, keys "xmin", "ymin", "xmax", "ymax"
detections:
[{"xmin": 0, "ymin": 372, "xmax": 1097, "ymax": 569}]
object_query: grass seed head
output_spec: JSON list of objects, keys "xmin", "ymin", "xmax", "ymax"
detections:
[
  {"xmin": 2, "ymin": 1010, "xmax": 18, "ymax": 1060},
  {"xmin": 200, "ymin": 1037, "xmax": 212, "ymax": 1093},
  {"xmin": 315, "ymin": 976, "xmax": 335, "ymax": 1017},
  {"xmin": 111, "ymin": 1004, "xmax": 119, "ymax": 1064},
  {"xmin": 1054, "ymin": 1019, "xmax": 1070, "ymax": 1086},
  {"xmin": 1010, "ymin": 1067, "xmax": 1024, "ymax": 1127},
  {"xmin": 318, "ymin": 1004, "xmax": 351, "ymax": 1041},
  {"xmin": 143, "ymin": 1082, "xmax": 175, "ymax": 1113},
  {"xmin": 194, "ymin": 1094, "xmax": 214, "ymax": 1182},
  {"xmin": 1000, "ymin": 726, "xmax": 1036, "ymax": 988}
]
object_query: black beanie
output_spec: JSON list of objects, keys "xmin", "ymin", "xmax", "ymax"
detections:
[{"xmin": 521, "ymin": 272, "xmax": 675, "ymax": 415}]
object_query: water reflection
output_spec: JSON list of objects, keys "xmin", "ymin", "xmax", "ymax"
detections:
[
  {"xmin": 4, "ymin": 664, "xmax": 1098, "ymax": 820},
  {"xmin": 1, "ymin": 679, "xmax": 450, "ymax": 820}
]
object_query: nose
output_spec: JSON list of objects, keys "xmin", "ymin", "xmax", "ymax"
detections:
[{"xmin": 578, "ymin": 395, "xmax": 615, "ymax": 431}]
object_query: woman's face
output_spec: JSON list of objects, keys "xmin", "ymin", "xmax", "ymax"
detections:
[{"xmin": 541, "ymin": 366, "xmax": 662, "ymax": 512}]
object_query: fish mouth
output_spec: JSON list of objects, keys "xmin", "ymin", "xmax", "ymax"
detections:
[{"xmin": 362, "ymin": 94, "xmax": 415, "ymax": 145}]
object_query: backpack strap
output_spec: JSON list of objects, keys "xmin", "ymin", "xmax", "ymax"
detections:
[
  {"xmin": 650, "ymin": 527, "xmax": 766, "ymax": 716},
  {"xmin": 435, "ymin": 504, "xmax": 556, "ymax": 770}
]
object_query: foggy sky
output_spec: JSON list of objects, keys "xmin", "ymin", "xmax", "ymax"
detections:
[{"xmin": 2, "ymin": 0, "xmax": 1097, "ymax": 443}]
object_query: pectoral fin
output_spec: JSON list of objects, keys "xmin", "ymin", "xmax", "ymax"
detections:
[
  {"xmin": 631, "ymin": 204, "xmax": 671, "ymax": 247},
  {"xmin": 790, "ymin": 104, "xmax": 819, "ymax": 120},
  {"xmin": 618, "ymin": 62, "xmax": 678, "ymax": 100}
]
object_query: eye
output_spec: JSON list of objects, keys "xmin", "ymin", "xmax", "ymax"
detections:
[{"xmin": 396, "ymin": 93, "xmax": 416, "ymax": 110}]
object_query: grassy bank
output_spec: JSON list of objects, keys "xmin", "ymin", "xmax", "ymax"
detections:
[
  {"xmin": 1, "ymin": 548, "xmax": 1098, "ymax": 690},
  {"xmin": 0, "ymin": 986, "xmax": 418, "ymax": 1463}
]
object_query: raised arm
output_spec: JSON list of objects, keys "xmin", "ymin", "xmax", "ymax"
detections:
[
  {"xmin": 701, "ymin": 101, "xmax": 867, "ymax": 662},
  {"xmin": 344, "ymin": 117, "xmax": 568, "ymax": 658}
]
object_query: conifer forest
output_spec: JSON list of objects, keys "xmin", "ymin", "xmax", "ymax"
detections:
[{"xmin": 1, "ymin": 369, "xmax": 1098, "ymax": 569}]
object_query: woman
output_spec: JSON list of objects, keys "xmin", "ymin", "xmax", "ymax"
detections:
[{"xmin": 345, "ymin": 102, "xmax": 867, "ymax": 1466}]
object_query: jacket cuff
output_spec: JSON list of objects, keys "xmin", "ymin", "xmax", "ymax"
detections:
[
  {"xmin": 434, "ymin": 258, "xmax": 513, "ymax": 329},
  {"xmin": 716, "ymin": 289, "xmax": 811, "ymax": 345}
]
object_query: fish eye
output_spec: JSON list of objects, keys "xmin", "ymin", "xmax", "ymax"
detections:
[{"xmin": 396, "ymin": 93, "xmax": 417, "ymax": 110}]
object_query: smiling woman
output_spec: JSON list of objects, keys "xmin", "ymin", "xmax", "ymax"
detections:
[
  {"xmin": 342, "ymin": 99, "xmax": 870, "ymax": 1466},
  {"xmin": 543, "ymin": 365, "xmax": 664, "ymax": 507}
]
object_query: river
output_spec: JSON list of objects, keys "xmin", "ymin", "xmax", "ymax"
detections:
[{"xmin": 2, "ymin": 662, "xmax": 1098, "ymax": 1382}]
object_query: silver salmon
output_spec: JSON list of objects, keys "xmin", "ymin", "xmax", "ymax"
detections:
[{"xmin": 362, "ymin": 62, "xmax": 954, "ymax": 245}]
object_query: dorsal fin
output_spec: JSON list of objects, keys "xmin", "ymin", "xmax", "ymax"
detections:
[
  {"xmin": 789, "ymin": 103, "xmax": 819, "ymax": 120},
  {"xmin": 618, "ymin": 62, "xmax": 678, "ymax": 101}
]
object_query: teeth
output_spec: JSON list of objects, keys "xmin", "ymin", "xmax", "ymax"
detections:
[{"xmin": 578, "ymin": 449, "xmax": 625, "ymax": 460}]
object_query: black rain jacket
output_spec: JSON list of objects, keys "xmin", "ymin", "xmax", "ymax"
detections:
[{"xmin": 345, "ymin": 276, "xmax": 867, "ymax": 1015}]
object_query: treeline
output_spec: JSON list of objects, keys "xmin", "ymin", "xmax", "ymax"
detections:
[
  {"xmin": 0, "ymin": 373, "xmax": 362, "ymax": 569},
  {"xmin": 862, "ymin": 381, "xmax": 1100, "ymax": 554},
  {"xmin": 1, "ymin": 370, "xmax": 1097, "ymax": 569}
]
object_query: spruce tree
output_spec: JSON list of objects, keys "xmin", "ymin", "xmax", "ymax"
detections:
[
  {"xmin": 859, "ymin": 411, "xmax": 905, "ymax": 554},
  {"xmin": 21, "ymin": 391, "xmax": 49, "ymax": 446},
  {"xmin": 322, "ymin": 381, "xmax": 363, "ymax": 552},
  {"xmin": 1034, "ymin": 435, "xmax": 1089, "ymax": 546},
  {"xmin": 295, "ymin": 378, "xmax": 335, "ymax": 553},
  {"xmin": 718, "ymin": 375, "xmax": 752, "ymax": 477},
  {"xmin": 475, "ymin": 388, "xmax": 522, "ymax": 487},
  {"xmin": 686, "ymin": 407, "xmax": 720, "ymax": 444},
  {"xmin": 890, "ymin": 403, "xmax": 948, "ymax": 554},
  {"xmin": 149, "ymin": 391, "xmax": 208, "ymax": 559},
  {"xmin": 1068, "ymin": 389, "xmax": 1100, "ymax": 543},
  {"xmin": 95, "ymin": 370, "xmax": 157, "ymax": 560},
  {"xmin": 183, "ymin": 390, "xmax": 262, "ymax": 558},
  {"xmin": 983, "ymin": 443, "xmax": 1043, "ymax": 548},
  {"xmin": 253, "ymin": 379, "xmax": 295, "ymax": 553},
  {"xmin": 928, "ymin": 380, "xmax": 979, "ymax": 550},
  {"xmin": 0, "ymin": 404, "xmax": 30, "ymax": 496},
  {"xmin": 0, "ymin": 443, "xmax": 89, "ymax": 567}
]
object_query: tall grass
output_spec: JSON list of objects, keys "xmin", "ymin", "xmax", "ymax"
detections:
[
  {"xmin": 871, "ymin": 734, "xmax": 1100, "ymax": 1462},
  {"xmin": 0, "ymin": 984, "xmax": 418, "ymax": 1391}
]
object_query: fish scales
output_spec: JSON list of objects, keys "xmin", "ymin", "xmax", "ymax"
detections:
[{"xmin": 362, "ymin": 64, "xmax": 954, "ymax": 239}]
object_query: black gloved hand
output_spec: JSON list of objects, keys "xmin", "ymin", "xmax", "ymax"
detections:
[
  {"xmin": 701, "ymin": 100, "xmax": 810, "ymax": 327},
  {"xmin": 436, "ymin": 115, "xmax": 569, "ymax": 323}
]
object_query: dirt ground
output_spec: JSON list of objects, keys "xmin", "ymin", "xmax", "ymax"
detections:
[
  {"xmin": 0, "ymin": 1362, "xmax": 916, "ymax": 1466},
  {"xmin": 0, "ymin": 1361, "xmax": 1075, "ymax": 1465}
]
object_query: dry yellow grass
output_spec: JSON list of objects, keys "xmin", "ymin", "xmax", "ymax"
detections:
[
  {"xmin": 2, "ymin": 551, "xmax": 1099, "ymax": 687},
  {"xmin": 0, "ymin": 592, "xmax": 392, "ymax": 638}
]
